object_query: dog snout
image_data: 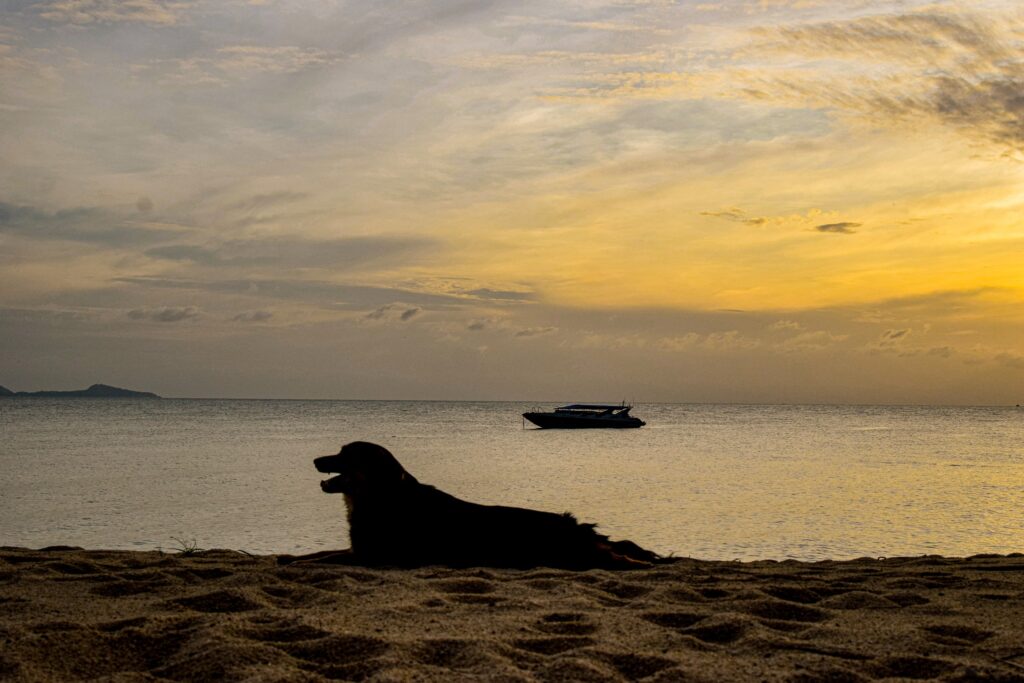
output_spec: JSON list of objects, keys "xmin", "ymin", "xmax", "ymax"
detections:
[{"xmin": 314, "ymin": 454, "xmax": 343, "ymax": 473}]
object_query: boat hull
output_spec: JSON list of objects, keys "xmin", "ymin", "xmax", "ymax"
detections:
[{"xmin": 522, "ymin": 413, "xmax": 645, "ymax": 429}]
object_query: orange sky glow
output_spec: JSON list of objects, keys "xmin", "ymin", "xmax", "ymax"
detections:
[{"xmin": 1, "ymin": 0, "xmax": 1022, "ymax": 403}]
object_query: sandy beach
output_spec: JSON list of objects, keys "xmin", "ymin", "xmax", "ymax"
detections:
[{"xmin": 1, "ymin": 548, "xmax": 1023, "ymax": 681}]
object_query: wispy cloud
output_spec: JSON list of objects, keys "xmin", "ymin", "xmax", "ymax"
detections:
[
  {"xmin": 0, "ymin": 202, "xmax": 183, "ymax": 246},
  {"xmin": 815, "ymin": 221, "xmax": 859, "ymax": 234},
  {"xmin": 127, "ymin": 306, "xmax": 200, "ymax": 323},
  {"xmin": 514, "ymin": 326, "xmax": 555, "ymax": 338},
  {"xmin": 743, "ymin": 8, "xmax": 1024, "ymax": 152},
  {"xmin": 144, "ymin": 235, "xmax": 435, "ymax": 270},
  {"xmin": 39, "ymin": 0, "xmax": 194, "ymax": 26},
  {"xmin": 117, "ymin": 276, "xmax": 478, "ymax": 311},
  {"xmin": 700, "ymin": 208, "xmax": 768, "ymax": 226}
]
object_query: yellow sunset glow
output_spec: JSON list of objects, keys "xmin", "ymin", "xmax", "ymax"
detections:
[{"xmin": 1, "ymin": 1, "xmax": 1022, "ymax": 401}]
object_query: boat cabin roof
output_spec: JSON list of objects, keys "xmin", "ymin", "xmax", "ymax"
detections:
[{"xmin": 557, "ymin": 403, "xmax": 631, "ymax": 411}]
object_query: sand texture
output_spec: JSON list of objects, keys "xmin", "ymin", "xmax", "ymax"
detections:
[{"xmin": 2, "ymin": 547, "xmax": 1023, "ymax": 682}]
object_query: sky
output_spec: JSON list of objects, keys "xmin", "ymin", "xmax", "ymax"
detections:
[{"xmin": 1, "ymin": 0, "xmax": 1022, "ymax": 403}]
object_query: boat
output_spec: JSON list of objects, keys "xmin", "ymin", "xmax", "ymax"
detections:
[{"xmin": 522, "ymin": 403, "xmax": 646, "ymax": 429}]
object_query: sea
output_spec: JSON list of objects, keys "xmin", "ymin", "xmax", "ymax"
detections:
[{"xmin": 1, "ymin": 399, "xmax": 1021, "ymax": 562}]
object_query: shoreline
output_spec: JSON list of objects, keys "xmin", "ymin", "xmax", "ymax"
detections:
[{"xmin": 2, "ymin": 547, "xmax": 1023, "ymax": 681}]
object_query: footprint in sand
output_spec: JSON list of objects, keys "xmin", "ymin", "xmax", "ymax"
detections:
[
  {"xmin": 281, "ymin": 633, "xmax": 391, "ymax": 680},
  {"xmin": 870, "ymin": 655, "xmax": 958, "ymax": 679},
  {"xmin": 600, "ymin": 652, "xmax": 677, "ymax": 680},
  {"xmin": 430, "ymin": 577, "xmax": 505, "ymax": 605},
  {"xmin": 762, "ymin": 585, "xmax": 824, "ymax": 604},
  {"xmin": 740, "ymin": 597, "xmax": 831, "ymax": 623},
  {"xmin": 681, "ymin": 614, "xmax": 755, "ymax": 645},
  {"xmin": 511, "ymin": 635, "xmax": 596, "ymax": 655},
  {"xmin": 410, "ymin": 638, "xmax": 485, "ymax": 669},
  {"xmin": 640, "ymin": 611, "xmax": 707, "ymax": 630},
  {"xmin": 535, "ymin": 612, "xmax": 599, "ymax": 636},
  {"xmin": 920, "ymin": 623, "xmax": 995, "ymax": 645},
  {"xmin": 884, "ymin": 592, "xmax": 930, "ymax": 607},
  {"xmin": 534, "ymin": 656, "xmax": 620, "ymax": 682},
  {"xmin": 91, "ymin": 580, "xmax": 165, "ymax": 597},
  {"xmin": 236, "ymin": 615, "xmax": 332, "ymax": 643},
  {"xmin": 641, "ymin": 609, "xmax": 761, "ymax": 647},
  {"xmin": 594, "ymin": 579, "xmax": 652, "ymax": 601},
  {"xmin": 170, "ymin": 589, "xmax": 266, "ymax": 613},
  {"xmin": 820, "ymin": 592, "xmax": 899, "ymax": 610},
  {"xmin": 259, "ymin": 583, "xmax": 327, "ymax": 609}
]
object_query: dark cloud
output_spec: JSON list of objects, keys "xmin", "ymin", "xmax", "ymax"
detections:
[
  {"xmin": 868, "ymin": 327, "xmax": 911, "ymax": 353},
  {"xmin": 815, "ymin": 222, "xmax": 860, "ymax": 234},
  {"xmin": 232, "ymin": 310, "xmax": 273, "ymax": 323},
  {"xmin": 881, "ymin": 329, "xmax": 910, "ymax": 341},
  {"xmin": 144, "ymin": 235, "xmax": 435, "ymax": 269},
  {"xmin": 0, "ymin": 201, "xmax": 182, "ymax": 246},
  {"xmin": 127, "ymin": 306, "xmax": 200, "ymax": 323},
  {"xmin": 514, "ymin": 326, "xmax": 556, "ymax": 338},
  {"xmin": 365, "ymin": 304, "xmax": 420, "ymax": 321}
]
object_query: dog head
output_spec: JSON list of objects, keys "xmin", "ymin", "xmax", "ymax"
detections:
[{"xmin": 315, "ymin": 441, "xmax": 412, "ymax": 496}]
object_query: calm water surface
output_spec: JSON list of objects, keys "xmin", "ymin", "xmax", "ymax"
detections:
[{"xmin": 1, "ymin": 399, "xmax": 1021, "ymax": 561}]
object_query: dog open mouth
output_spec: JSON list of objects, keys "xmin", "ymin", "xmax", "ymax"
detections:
[{"xmin": 314, "ymin": 454, "xmax": 346, "ymax": 494}]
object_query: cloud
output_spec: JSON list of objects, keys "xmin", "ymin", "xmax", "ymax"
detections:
[
  {"xmin": 994, "ymin": 352, "xmax": 1024, "ymax": 369},
  {"xmin": 867, "ymin": 327, "xmax": 913, "ymax": 353},
  {"xmin": 0, "ymin": 202, "xmax": 183, "ymax": 246},
  {"xmin": 38, "ymin": 0, "xmax": 194, "ymax": 26},
  {"xmin": 232, "ymin": 310, "xmax": 273, "ymax": 323},
  {"xmin": 815, "ymin": 222, "xmax": 860, "ymax": 234},
  {"xmin": 127, "ymin": 306, "xmax": 200, "ymax": 323},
  {"xmin": 881, "ymin": 328, "xmax": 910, "ymax": 341},
  {"xmin": 464, "ymin": 288, "xmax": 535, "ymax": 302},
  {"xmin": 139, "ymin": 46, "xmax": 343, "ymax": 87},
  {"xmin": 656, "ymin": 330, "xmax": 760, "ymax": 352},
  {"xmin": 214, "ymin": 46, "xmax": 339, "ymax": 74},
  {"xmin": 776, "ymin": 329, "xmax": 848, "ymax": 352},
  {"xmin": 365, "ymin": 304, "xmax": 421, "ymax": 322},
  {"xmin": 744, "ymin": 9, "xmax": 1024, "ymax": 152},
  {"xmin": 703, "ymin": 330, "xmax": 760, "ymax": 351},
  {"xmin": 514, "ymin": 326, "xmax": 556, "ymax": 338},
  {"xmin": 467, "ymin": 321, "xmax": 487, "ymax": 331},
  {"xmin": 144, "ymin": 235, "xmax": 435, "ymax": 270},
  {"xmin": 226, "ymin": 192, "xmax": 308, "ymax": 213},
  {"xmin": 700, "ymin": 208, "xmax": 768, "ymax": 225},
  {"xmin": 115, "ymin": 276, "xmax": 492, "ymax": 311}
]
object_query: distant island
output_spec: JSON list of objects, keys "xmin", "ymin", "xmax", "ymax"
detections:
[{"xmin": 0, "ymin": 383, "xmax": 160, "ymax": 398}]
